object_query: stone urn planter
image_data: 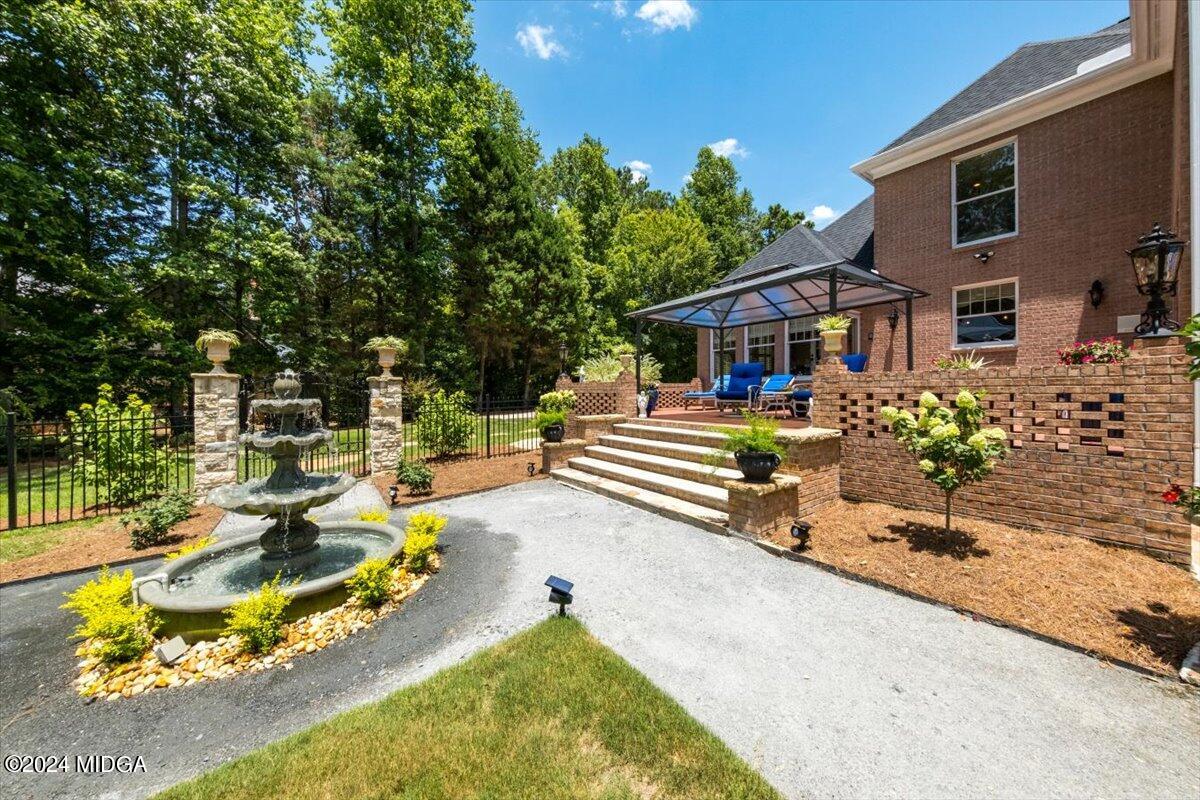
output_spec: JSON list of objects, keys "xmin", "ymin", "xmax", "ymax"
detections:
[
  {"xmin": 205, "ymin": 340, "xmax": 232, "ymax": 372},
  {"xmin": 376, "ymin": 347, "xmax": 398, "ymax": 377},
  {"xmin": 819, "ymin": 329, "xmax": 847, "ymax": 357},
  {"xmin": 542, "ymin": 423, "xmax": 566, "ymax": 443},
  {"xmin": 734, "ymin": 451, "xmax": 782, "ymax": 482}
]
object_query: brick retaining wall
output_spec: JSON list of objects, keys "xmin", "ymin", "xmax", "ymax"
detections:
[{"xmin": 811, "ymin": 336, "xmax": 1193, "ymax": 564}]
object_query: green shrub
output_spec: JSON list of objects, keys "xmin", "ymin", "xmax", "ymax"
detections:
[
  {"xmin": 65, "ymin": 385, "xmax": 165, "ymax": 506},
  {"xmin": 534, "ymin": 409, "xmax": 567, "ymax": 430},
  {"xmin": 354, "ymin": 506, "xmax": 391, "ymax": 524},
  {"xmin": 708, "ymin": 410, "xmax": 786, "ymax": 460},
  {"xmin": 346, "ymin": 558, "xmax": 394, "ymax": 607},
  {"xmin": 61, "ymin": 567, "xmax": 158, "ymax": 664},
  {"xmin": 581, "ymin": 346, "xmax": 663, "ymax": 384},
  {"xmin": 223, "ymin": 575, "xmax": 292, "ymax": 654},
  {"xmin": 536, "ymin": 390, "xmax": 576, "ymax": 413},
  {"xmin": 396, "ymin": 459, "xmax": 435, "ymax": 494},
  {"xmin": 120, "ymin": 490, "xmax": 193, "ymax": 549},
  {"xmin": 881, "ymin": 389, "xmax": 1008, "ymax": 534},
  {"xmin": 404, "ymin": 511, "xmax": 446, "ymax": 573},
  {"xmin": 194, "ymin": 329, "xmax": 240, "ymax": 351},
  {"xmin": 414, "ymin": 390, "xmax": 476, "ymax": 457}
]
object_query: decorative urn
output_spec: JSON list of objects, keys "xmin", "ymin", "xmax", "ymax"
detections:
[
  {"xmin": 377, "ymin": 347, "xmax": 398, "ymax": 377},
  {"xmin": 205, "ymin": 340, "xmax": 232, "ymax": 373},
  {"xmin": 819, "ymin": 329, "xmax": 847, "ymax": 356}
]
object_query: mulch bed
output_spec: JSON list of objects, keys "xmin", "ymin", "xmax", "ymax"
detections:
[
  {"xmin": 372, "ymin": 451, "xmax": 545, "ymax": 507},
  {"xmin": 761, "ymin": 499, "xmax": 1200, "ymax": 676},
  {"xmin": 0, "ymin": 505, "xmax": 223, "ymax": 585}
]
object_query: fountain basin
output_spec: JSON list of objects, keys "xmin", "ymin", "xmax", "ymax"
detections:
[
  {"xmin": 208, "ymin": 472, "xmax": 357, "ymax": 516},
  {"xmin": 137, "ymin": 521, "xmax": 405, "ymax": 641},
  {"xmin": 242, "ymin": 429, "xmax": 332, "ymax": 455}
]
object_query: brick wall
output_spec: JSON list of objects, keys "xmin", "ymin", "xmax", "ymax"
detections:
[
  {"xmin": 653, "ymin": 379, "xmax": 703, "ymax": 409},
  {"xmin": 811, "ymin": 336, "xmax": 1193, "ymax": 564}
]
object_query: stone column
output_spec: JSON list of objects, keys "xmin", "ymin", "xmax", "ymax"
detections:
[
  {"xmin": 368, "ymin": 376, "xmax": 404, "ymax": 475},
  {"xmin": 192, "ymin": 372, "xmax": 241, "ymax": 502}
]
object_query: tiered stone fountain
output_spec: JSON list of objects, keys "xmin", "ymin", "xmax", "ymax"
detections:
[{"xmin": 138, "ymin": 371, "xmax": 404, "ymax": 638}]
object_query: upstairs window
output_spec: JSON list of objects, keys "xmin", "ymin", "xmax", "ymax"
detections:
[
  {"xmin": 954, "ymin": 280, "xmax": 1017, "ymax": 348},
  {"xmin": 953, "ymin": 141, "xmax": 1017, "ymax": 246}
]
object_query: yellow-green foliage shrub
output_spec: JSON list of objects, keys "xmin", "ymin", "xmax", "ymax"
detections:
[
  {"xmin": 223, "ymin": 575, "xmax": 292, "ymax": 654},
  {"xmin": 346, "ymin": 558, "xmax": 393, "ymax": 607},
  {"xmin": 354, "ymin": 507, "xmax": 390, "ymax": 524},
  {"xmin": 61, "ymin": 567, "xmax": 158, "ymax": 664},
  {"xmin": 164, "ymin": 535, "xmax": 216, "ymax": 560},
  {"xmin": 404, "ymin": 511, "xmax": 446, "ymax": 573}
]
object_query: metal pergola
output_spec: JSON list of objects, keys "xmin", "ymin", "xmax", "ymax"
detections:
[{"xmin": 626, "ymin": 260, "xmax": 928, "ymax": 390}]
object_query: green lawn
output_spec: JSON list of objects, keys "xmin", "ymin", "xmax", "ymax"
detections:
[
  {"xmin": 0, "ymin": 515, "xmax": 110, "ymax": 563},
  {"xmin": 156, "ymin": 617, "xmax": 779, "ymax": 800}
]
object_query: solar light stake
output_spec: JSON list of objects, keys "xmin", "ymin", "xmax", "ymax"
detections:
[
  {"xmin": 388, "ymin": 485, "xmax": 399, "ymax": 505},
  {"xmin": 545, "ymin": 575, "xmax": 574, "ymax": 616}
]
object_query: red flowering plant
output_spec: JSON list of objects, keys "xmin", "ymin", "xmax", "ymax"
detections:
[
  {"xmin": 1056, "ymin": 336, "xmax": 1130, "ymax": 365},
  {"xmin": 1162, "ymin": 483, "xmax": 1200, "ymax": 517}
]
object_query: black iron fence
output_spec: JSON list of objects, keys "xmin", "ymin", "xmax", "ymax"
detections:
[
  {"xmin": 2, "ymin": 412, "xmax": 194, "ymax": 531},
  {"xmin": 400, "ymin": 395, "xmax": 539, "ymax": 464},
  {"xmin": 237, "ymin": 425, "xmax": 371, "ymax": 481}
]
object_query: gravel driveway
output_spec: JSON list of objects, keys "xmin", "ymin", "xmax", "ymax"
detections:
[{"xmin": 2, "ymin": 479, "xmax": 1198, "ymax": 799}]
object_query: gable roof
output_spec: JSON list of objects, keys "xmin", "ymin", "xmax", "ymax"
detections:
[
  {"xmin": 717, "ymin": 194, "xmax": 875, "ymax": 286},
  {"xmin": 879, "ymin": 18, "xmax": 1131, "ymax": 154}
]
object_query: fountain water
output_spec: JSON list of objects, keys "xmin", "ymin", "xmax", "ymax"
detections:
[{"xmin": 137, "ymin": 371, "xmax": 405, "ymax": 638}]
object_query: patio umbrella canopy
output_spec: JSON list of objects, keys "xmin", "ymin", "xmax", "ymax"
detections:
[{"xmin": 626, "ymin": 260, "xmax": 928, "ymax": 387}]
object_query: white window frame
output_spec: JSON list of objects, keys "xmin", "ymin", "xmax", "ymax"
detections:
[
  {"xmin": 785, "ymin": 312, "xmax": 861, "ymax": 373},
  {"xmin": 745, "ymin": 323, "xmax": 777, "ymax": 375},
  {"xmin": 709, "ymin": 329, "xmax": 736, "ymax": 381},
  {"xmin": 951, "ymin": 277, "xmax": 1019, "ymax": 350},
  {"xmin": 951, "ymin": 138, "xmax": 1018, "ymax": 249}
]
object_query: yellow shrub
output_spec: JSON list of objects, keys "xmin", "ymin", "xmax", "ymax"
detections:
[
  {"xmin": 355, "ymin": 507, "xmax": 391, "ymax": 524},
  {"xmin": 223, "ymin": 575, "xmax": 292, "ymax": 654},
  {"xmin": 404, "ymin": 512, "xmax": 446, "ymax": 573},
  {"xmin": 346, "ymin": 558, "xmax": 394, "ymax": 607},
  {"xmin": 61, "ymin": 567, "xmax": 158, "ymax": 664},
  {"xmin": 164, "ymin": 535, "xmax": 216, "ymax": 560}
]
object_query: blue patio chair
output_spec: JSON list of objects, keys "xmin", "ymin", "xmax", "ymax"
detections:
[
  {"xmin": 751, "ymin": 373, "xmax": 796, "ymax": 415},
  {"xmin": 790, "ymin": 354, "xmax": 869, "ymax": 418},
  {"xmin": 714, "ymin": 362, "xmax": 765, "ymax": 412},
  {"xmin": 683, "ymin": 374, "xmax": 730, "ymax": 410}
]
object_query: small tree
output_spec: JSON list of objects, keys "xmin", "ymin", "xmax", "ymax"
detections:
[
  {"xmin": 414, "ymin": 390, "xmax": 476, "ymax": 458},
  {"xmin": 66, "ymin": 385, "xmax": 164, "ymax": 506},
  {"xmin": 881, "ymin": 390, "xmax": 1008, "ymax": 534}
]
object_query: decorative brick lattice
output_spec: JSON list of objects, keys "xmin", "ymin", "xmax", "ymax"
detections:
[
  {"xmin": 654, "ymin": 380, "xmax": 703, "ymax": 409},
  {"xmin": 811, "ymin": 336, "xmax": 1193, "ymax": 563}
]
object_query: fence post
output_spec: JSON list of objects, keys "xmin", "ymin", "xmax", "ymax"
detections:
[
  {"xmin": 367, "ymin": 375, "xmax": 403, "ymax": 475},
  {"xmin": 5, "ymin": 411, "xmax": 16, "ymax": 530},
  {"xmin": 485, "ymin": 395, "xmax": 492, "ymax": 458},
  {"xmin": 192, "ymin": 371, "xmax": 241, "ymax": 502}
]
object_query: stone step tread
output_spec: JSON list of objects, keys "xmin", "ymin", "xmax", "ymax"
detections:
[
  {"xmin": 550, "ymin": 467, "xmax": 729, "ymax": 535},
  {"xmin": 584, "ymin": 445, "xmax": 742, "ymax": 482},
  {"xmin": 566, "ymin": 456, "xmax": 729, "ymax": 509},
  {"xmin": 613, "ymin": 422, "xmax": 729, "ymax": 445},
  {"xmin": 597, "ymin": 434, "xmax": 734, "ymax": 464}
]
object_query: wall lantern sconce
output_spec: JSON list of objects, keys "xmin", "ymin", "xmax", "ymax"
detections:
[
  {"xmin": 558, "ymin": 341, "xmax": 569, "ymax": 379},
  {"xmin": 1087, "ymin": 280, "xmax": 1104, "ymax": 309},
  {"xmin": 973, "ymin": 250, "xmax": 994, "ymax": 264},
  {"xmin": 545, "ymin": 575, "xmax": 574, "ymax": 616},
  {"xmin": 1127, "ymin": 222, "xmax": 1186, "ymax": 335},
  {"xmin": 886, "ymin": 305, "xmax": 900, "ymax": 330}
]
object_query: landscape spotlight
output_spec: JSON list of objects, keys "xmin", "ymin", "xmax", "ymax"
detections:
[
  {"xmin": 388, "ymin": 485, "xmax": 399, "ymax": 505},
  {"xmin": 527, "ymin": 461, "xmax": 536, "ymax": 477},
  {"xmin": 545, "ymin": 575, "xmax": 574, "ymax": 616},
  {"xmin": 790, "ymin": 521, "xmax": 812, "ymax": 551}
]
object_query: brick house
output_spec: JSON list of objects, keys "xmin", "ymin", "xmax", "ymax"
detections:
[{"xmin": 690, "ymin": 3, "xmax": 1190, "ymax": 382}]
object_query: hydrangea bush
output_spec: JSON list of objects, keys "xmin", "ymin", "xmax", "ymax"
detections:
[{"xmin": 880, "ymin": 389, "xmax": 1008, "ymax": 534}]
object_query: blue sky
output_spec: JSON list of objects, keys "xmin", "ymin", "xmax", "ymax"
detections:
[{"xmin": 470, "ymin": 0, "xmax": 1128, "ymax": 226}]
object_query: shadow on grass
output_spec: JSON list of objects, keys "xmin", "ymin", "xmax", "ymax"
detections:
[
  {"xmin": 871, "ymin": 521, "xmax": 992, "ymax": 561},
  {"xmin": 1115, "ymin": 603, "xmax": 1200, "ymax": 668}
]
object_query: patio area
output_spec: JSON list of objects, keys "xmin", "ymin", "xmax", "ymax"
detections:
[{"xmin": 650, "ymin": 407, "xmax": 812, "ymax": 429}]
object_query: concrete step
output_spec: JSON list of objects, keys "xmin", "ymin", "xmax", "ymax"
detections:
[
  {"xmin": 551, "ymin": 467, "xmax": 729, "ymax": 535},
  {"xmin": 612, "ymin": 422, "xmax": 730, "ymax": 449},
  {"xmin": 597, "ymin": 434, "xmax": 737, "ymax": 467},
  {"xmin": 565, "ymin": 456, "xmax": 729, "ymax": 512},
  {"xmin": 584, "ymin": 444, "xmax": 741, "ymax": 488}
]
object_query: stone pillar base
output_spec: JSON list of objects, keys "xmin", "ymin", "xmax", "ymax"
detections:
[
  {"xmin": 192, "ymin": 371, "xmax": 241, "ymax": 502},
  {"xmin": 569, "ymin": 414, "xmax": 627, "ymax": 443},
  {"xmin": 725, "ymin": 474, "xmax": 802, "ymax": 538},
  {"xmin": 368, "ymin": 376, "xmax": 404, "ymax": 475},
  {"xmin": 542, "ymin": 439, "xmax": 586, "ymax": 474}
]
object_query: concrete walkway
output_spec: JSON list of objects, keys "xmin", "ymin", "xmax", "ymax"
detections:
[{"xmin": 2, "ymin": 479, "xmax": 1198, "ymax": 799}]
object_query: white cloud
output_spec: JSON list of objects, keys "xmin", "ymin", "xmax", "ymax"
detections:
[
  {"xmin": 516, "ymin": 24, "xmax": 567, "ymax": 60},
  {"xmin": 593, "ymin": 0, "xmax": 628, "ymax": 17},
  {"xmin": 811, "ymin": 205, "xmax": 840, "ymax": 224},
  {"xmin": 707, "ymin": 138, "xmax": 748, "ymax": 159},
  {"xmin": 636, "ymin": 0, "xmax": 697, "ymax": 32},
  {"xmin": 625, "ymin": 159, "xmax": 652, "ymax": 182}
]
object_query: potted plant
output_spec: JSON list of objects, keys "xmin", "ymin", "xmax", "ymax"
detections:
[
  {"xmin": 535, "ymin": 389, "xmax": 576, "ymax": 443},
  {"xmin": 363, "ymin": 336, "xmax": 408, "ymax": 377},
  {"xmin": 815, "ymin": 314, "xmax": 852, "ymax": 357},
  {"xmin": 709, "ymin": 410, "xmax": 787, "ymax": 482},
  {"xmin": 195, "ymin": 329, "xmax": 239, "ymax": 373}
]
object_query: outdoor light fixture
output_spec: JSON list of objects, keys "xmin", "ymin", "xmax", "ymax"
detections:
[
  {"xmin": 388, "ymin": 485, "xmax": 399, "ymax": 505},
  {"xmin": 1087, "ymin": 279, "xmax": 1104, "ymax": 309},
  {"xmin": 545, "ymin": 575, "xmax": 574, "ymax": 616},
  {"xmin": 973, "ymin": 250, "xmax": 994, "ymax": 264},
  {"xmin": 558, "ymin": 341, "xmax": 569, "ymax": 379},
  {"xmin": 527, "ymin": 461, "xmax": 536, "ymax": 477},
  {"xmin": 1128, "ymin": 223, "xmax": 1186, "ymax": 334},
  {"xmin": 790, "ymin": 521, "xmax": 812, "ymax": 551},
  {"xmin": 886, "ymin": 305, "xmax": 900, "ymax": 330}
]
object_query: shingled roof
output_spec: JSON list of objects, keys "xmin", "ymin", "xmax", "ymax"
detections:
[{"xmin": 879, "ymin": 18, "xmax": 1131, "ymax": 153}]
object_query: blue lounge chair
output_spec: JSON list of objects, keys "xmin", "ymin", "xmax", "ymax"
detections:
[
  {"xmin": 790, "ymin": 354, "xmax": 869, "ymax": 418},
  {"xmin": 715, "ymin": 362, "xmax": 765, "ymax": 412},
  {"xmin": 752, "ymin": 373, "xmax": 797, "ymax": 415},
  {"xmin": 683, "ymin": 374, "xmax": 730, "ymax": 410}
]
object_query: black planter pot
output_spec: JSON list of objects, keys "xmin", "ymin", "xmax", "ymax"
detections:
[
  {"xmin": 542, "ymin": 424, "xmax": 566, "ymax": 443},
  {"xmin": 734, "ymin": 451, "xmax": 781, "ymax": 482}
]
